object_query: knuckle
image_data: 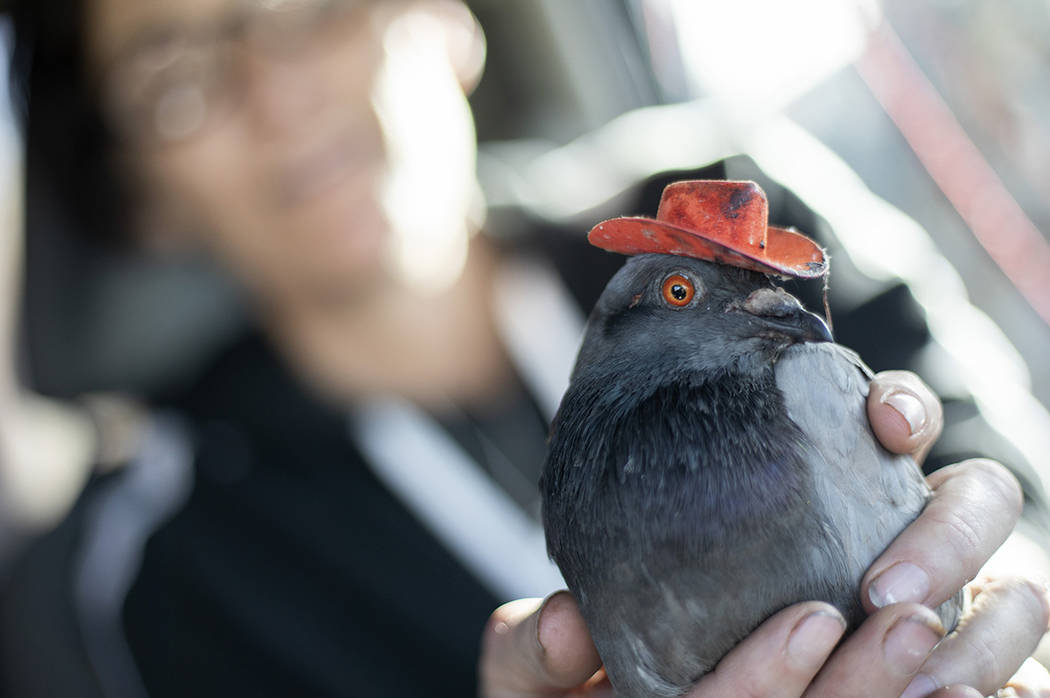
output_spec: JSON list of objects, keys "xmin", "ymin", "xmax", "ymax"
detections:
[
  {"xmin": 1002, "ymin": 576, "xmax": 1050, "ymax": 633},
  {"xmin": 929, "ymin": 504, "xmax": 986, "ymax": 563},
  {"xmin": 803, "ymin": 683, "xmax": 851, "ymax": 698},
  {"xmin": 732, "ymin": 681, "xmax": 764, "ymax": 698},
  {"xmin": 706, "ymin": 650, "xmax": 807, "ymax": 698},
  {"xmin": 959, "ymin": 629, "xmax": 1004, "ymax": 690},
  {"xmin": 959, "ymin": 459, "xmax": 1024, "ymax": 516},
  {"xmin": 734, "ymin": 674, "xmax": 782, "ymax": 698}
]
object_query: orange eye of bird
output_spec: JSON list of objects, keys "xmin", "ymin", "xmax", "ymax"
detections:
[{"xmin": 661, "ymin": 274, "xmax": 695, "ymax": 307}]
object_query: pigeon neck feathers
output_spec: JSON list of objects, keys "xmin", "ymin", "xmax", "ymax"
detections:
[{"xmin": 543, "ymin": 365, "xmax": 813, "ymax": 555}]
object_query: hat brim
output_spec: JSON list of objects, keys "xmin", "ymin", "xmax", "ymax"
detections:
[{"xmin": 588, "ymin": 217, "xmax": 827, "ymax": 279}]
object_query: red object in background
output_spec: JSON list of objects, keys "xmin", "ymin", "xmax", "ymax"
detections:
[
  {"xmin": 588, "ymin": 180, "xmax": 828, "ymax": 279},
  {"xmin": 858, "ymin": 22, "xmax": 1050, "ymax": 328}
]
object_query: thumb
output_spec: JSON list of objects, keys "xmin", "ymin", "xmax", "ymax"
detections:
[
  {"xmin": 479, "ymin": 591, "xmax": 603, "ymax": 697},
  {"xmin": 867, "ymin": 370, "xmax": 943, "ymax": 464}
]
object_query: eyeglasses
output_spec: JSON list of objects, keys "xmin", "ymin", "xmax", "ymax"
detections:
[{"xmin": 100, "ymin": 0, "xmax": 373, "ymax": 144}]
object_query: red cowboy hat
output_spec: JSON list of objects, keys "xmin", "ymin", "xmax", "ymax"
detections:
[{"xmin": 587, "ymin": 180, "xmax": 828, "ymax": 279}]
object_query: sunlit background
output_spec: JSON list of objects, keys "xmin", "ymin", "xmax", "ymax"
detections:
[{"xmin": 2, "ymin": 0, "xmax": 1049, "ymax": 530}]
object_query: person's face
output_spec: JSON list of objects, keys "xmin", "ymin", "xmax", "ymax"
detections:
[{"xmin": 87, "ymin": 0, "xmax": 483, "ymax": 302}]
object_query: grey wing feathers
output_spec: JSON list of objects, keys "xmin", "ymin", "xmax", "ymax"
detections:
[
  {"xmin": 774, "ymin": 344, "xmax": 930, "ymax": 598},
  {"xmin": 774, "ymin": 344, "xmax": 963, "ymax": 630}
]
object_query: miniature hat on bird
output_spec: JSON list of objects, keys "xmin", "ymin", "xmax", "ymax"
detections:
[{"xmin": 588, "ymin": 180, "xmax": 828, "ymax": 279}]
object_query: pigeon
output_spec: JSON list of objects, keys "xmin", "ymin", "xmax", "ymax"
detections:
[{"xmin": 540, "ymin": 180, "xmax": 962, "ymax": 698}]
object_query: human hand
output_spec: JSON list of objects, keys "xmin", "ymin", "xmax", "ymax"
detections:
[
  {"xmin": 478, "ymin": 371, "xmax": 1050, "ymax": 697},
  {"xmin": 864, "ymin": 372, "xmax": 1050, "ymax": 697}
]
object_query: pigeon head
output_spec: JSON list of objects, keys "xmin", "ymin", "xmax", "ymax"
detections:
[
  {"xmin": 573, "ymin": 179, "xmax": 831, "ymax": 385},
  {"xmin": 573, "ymin": 253, "xmax": 832, "ymax": 384}
]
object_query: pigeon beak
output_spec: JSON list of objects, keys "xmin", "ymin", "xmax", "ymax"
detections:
[{"xmin": 732, "ymin": 287, "xmax": 834, "ymax": 344}]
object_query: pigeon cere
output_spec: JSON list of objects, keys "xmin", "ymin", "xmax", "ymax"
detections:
[{"xmin": 540, "ymin": 180, "xmax": 963, "ymax": 698}]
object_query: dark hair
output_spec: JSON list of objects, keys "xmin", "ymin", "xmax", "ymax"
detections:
[{"xmin": 9, "ymin": 0, "xmax": 133, "ymax": 246}]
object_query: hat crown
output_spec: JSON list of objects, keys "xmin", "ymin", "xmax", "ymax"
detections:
[{"xmin": 656, "ymin": 180, "xmax": 768, "ymax": 254}]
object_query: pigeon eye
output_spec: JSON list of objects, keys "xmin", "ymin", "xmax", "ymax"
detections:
[{"xmin": 661, "ymin": 274, "xmax": 695, "ymax": 307}]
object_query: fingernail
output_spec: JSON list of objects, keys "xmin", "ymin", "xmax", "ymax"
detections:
[
  {"xmin": 899, "ymin": 673, "xmax": 938, "ymax": 698},
  {"xmin": 881, "ymin": 390, "xmax": 927, "ymax": 435},
  {"xmin": 869, "ymin": 562, "xmax": 931, "ymax": 607},
  {"xmin": 787, "ymin": 610, "xmax": 846, "ymax": 668},
  {"xmin": 883, "ymin": 614, "xmax": 943, "ymax": 676}
]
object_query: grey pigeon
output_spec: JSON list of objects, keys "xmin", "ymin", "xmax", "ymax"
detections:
[{"xmin": 540, "ymin": 250, "xmax": 962, "ymax": 697}]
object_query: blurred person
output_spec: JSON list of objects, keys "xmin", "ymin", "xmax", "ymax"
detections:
[{"xmin": 2, "ymin": 0, "xmax": 1050, "ymax": 697}]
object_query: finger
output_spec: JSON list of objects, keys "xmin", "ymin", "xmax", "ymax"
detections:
[
  {"xmin": 1002, "ymin": 657, "xmax": 1050, "ymax": 698},
  {"xmin": 924, "ymin": 688, "xmax": 983, "ymax": 698},
  {"xmin": 804, "ymin": 603, "xmax": 945, "ymax": 697},
  {"xmin": 862, "ymin": 459, "xmax": 1023, "ymax": 613},
  {"xmin": 689, "ymin": 602, "xmax": 846, "ymax": 698},
  {"xmin": 868, "ymin": 370, "xmax": 944, "ymax": 464},
  {"xmin": 479, "ymin": 591, "xmax": 602, "ymax": 697},
  {"xmin": 899, "ymin": 577, "xmax": 1050, "ymax": 698}
]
